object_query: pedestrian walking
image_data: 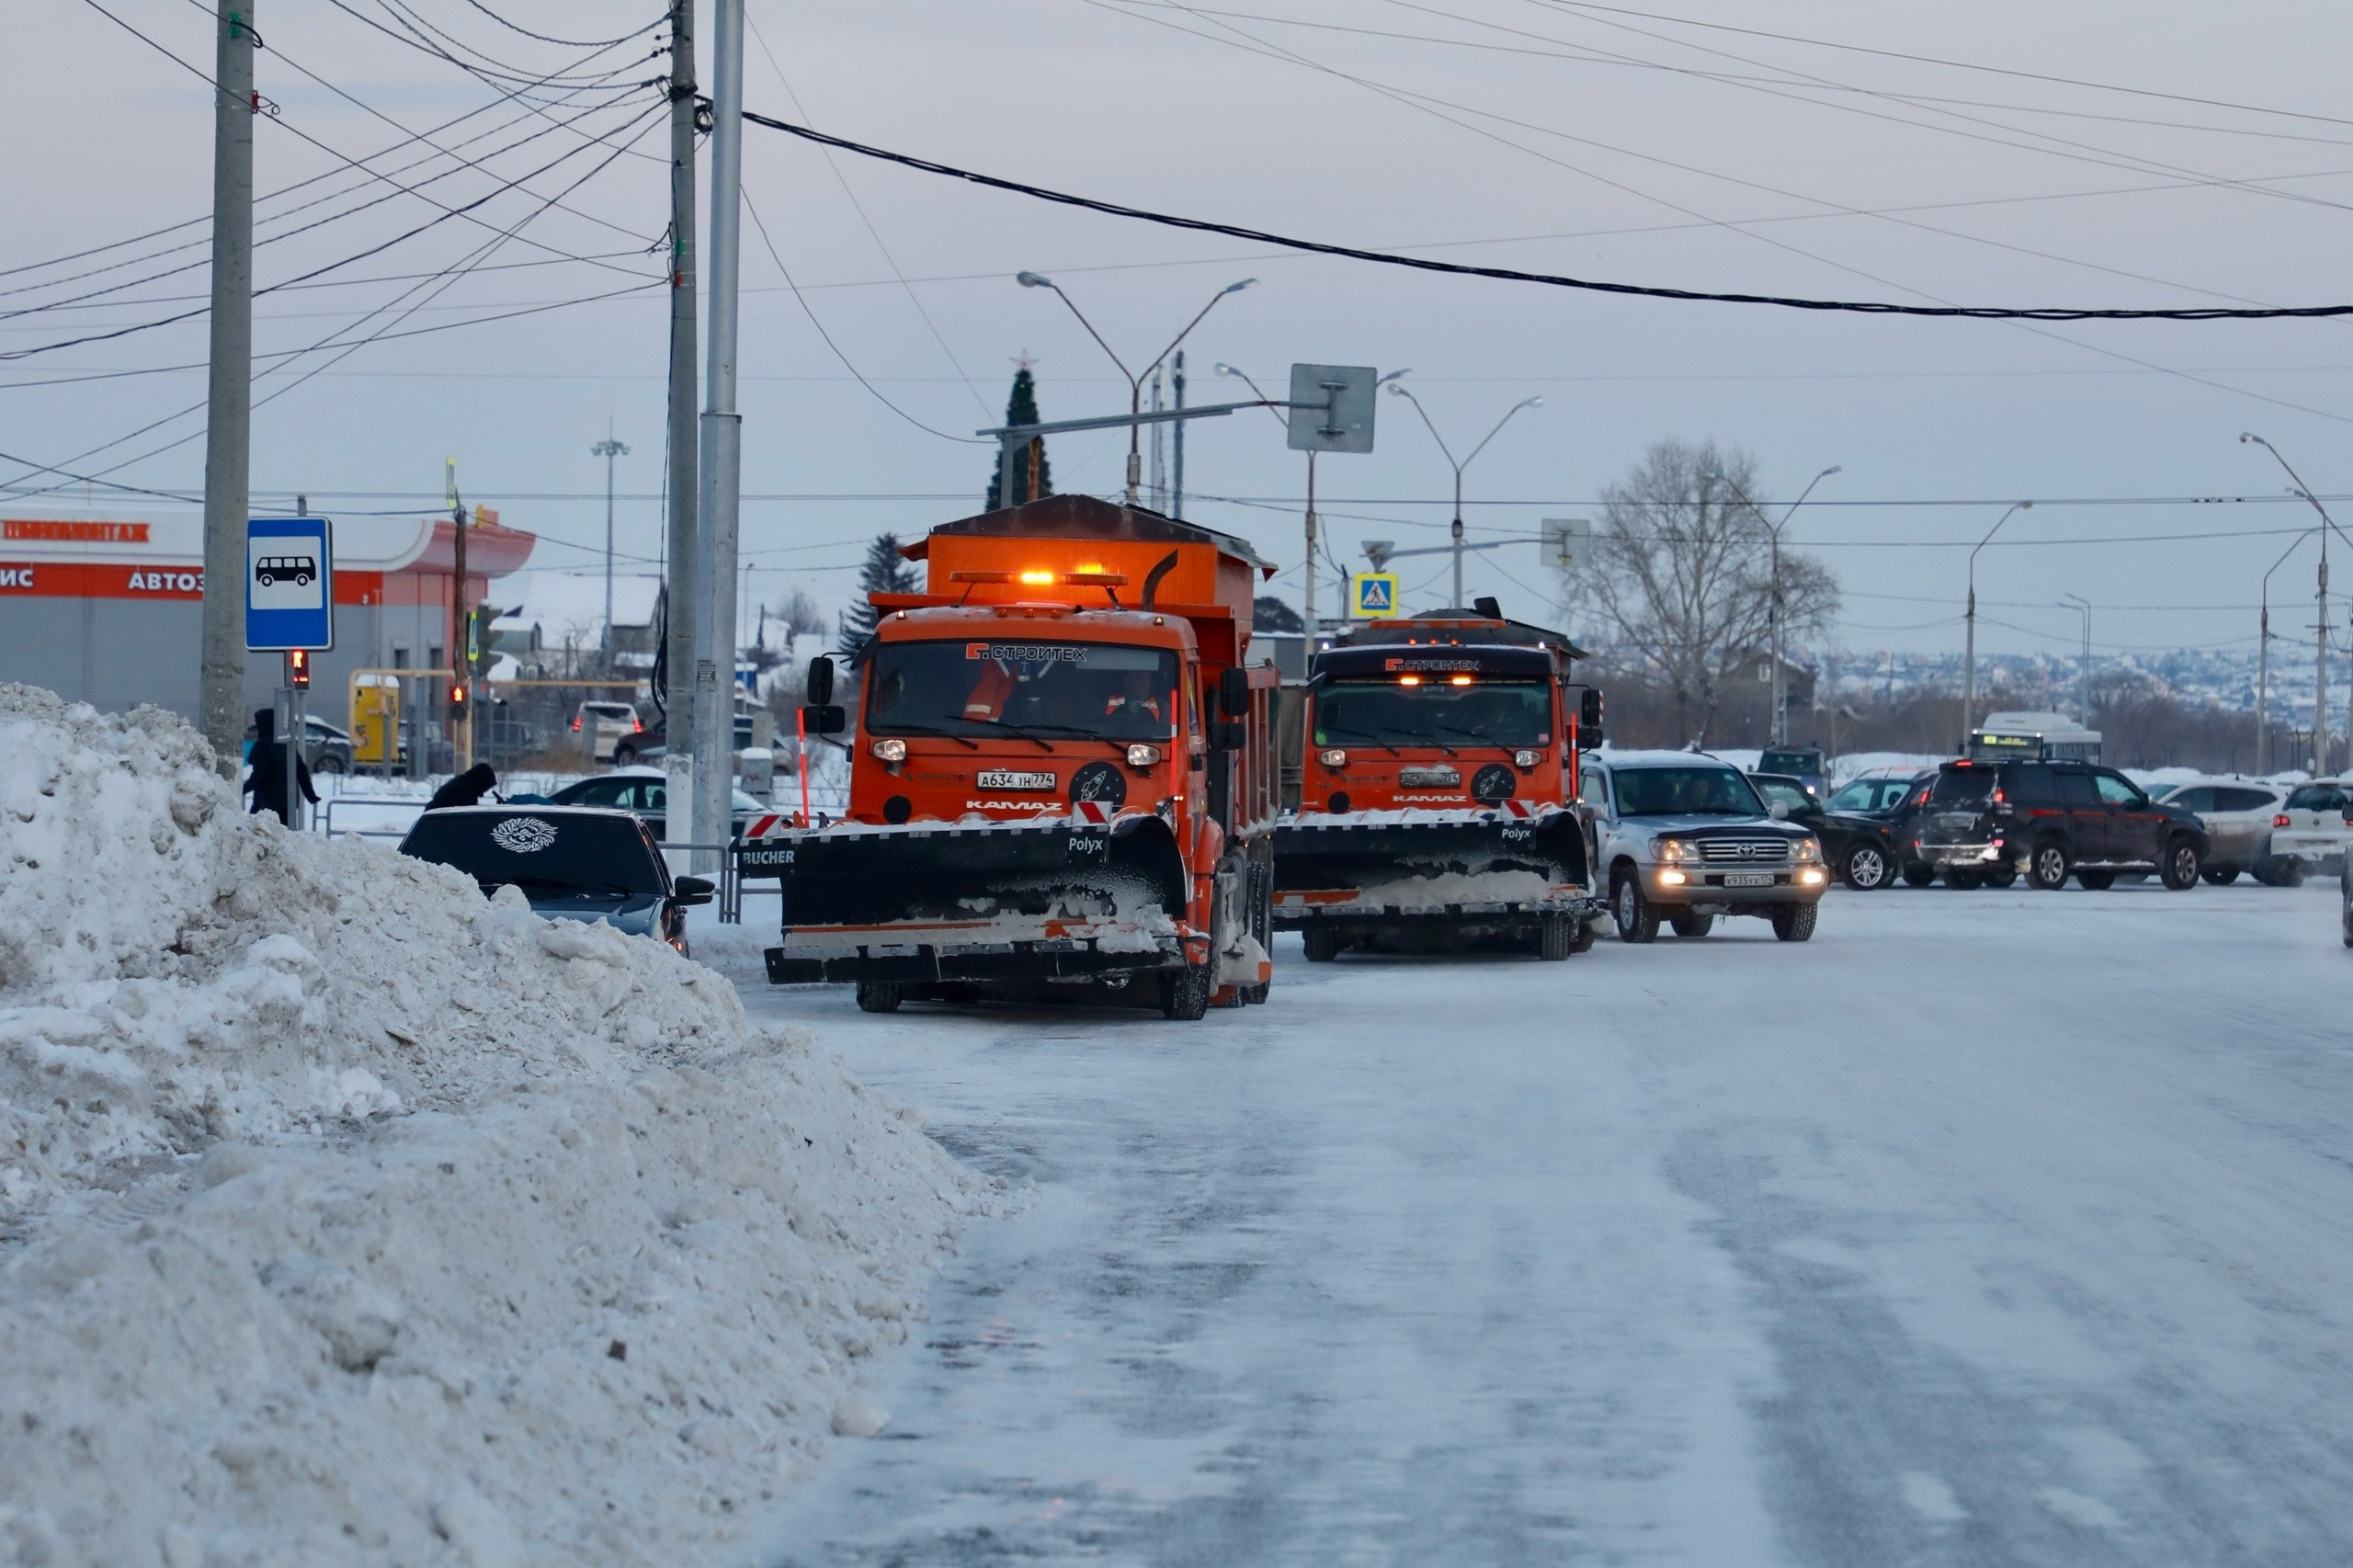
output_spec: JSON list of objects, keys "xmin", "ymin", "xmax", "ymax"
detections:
[
  {"xmin": 426, "ymin": 762, "xmax": 498, "ymax": 811},
  {"xmin": 244, "ymin": 708, "xmax": 317, "ymax": 826}
]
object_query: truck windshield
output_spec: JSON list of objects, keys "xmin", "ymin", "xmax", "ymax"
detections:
[
  {"xmin": 1613, "ymin": 767, "xmax": 1764, "ymax": 816},
  {"xmin": 865, "ymin": 640, "xmax": 1179, "ymax": 742},
  {"xmin": 1313, "ymin": 678, "xmax": 1552, "ymax": 747}
]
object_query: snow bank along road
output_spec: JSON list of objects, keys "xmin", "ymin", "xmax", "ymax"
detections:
[{"xmin": 724, "ymin": 881, "xmax": 2353, "ymax": 1565}]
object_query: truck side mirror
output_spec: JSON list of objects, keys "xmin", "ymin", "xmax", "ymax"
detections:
[
  {"xmin": 801, "ymin": 704, "xmax": 846, "ymax": 736},
  {"xmin": 806, "ymin": 656, "xmax": 835, "ymax": 708},
  {"xmin": 1579, "ymin": 688, "xmax": 1604, "ymax": 728},
  {"xmin": 1219, "ymin": 665, "xmax": 1250, "ymax": 716}
]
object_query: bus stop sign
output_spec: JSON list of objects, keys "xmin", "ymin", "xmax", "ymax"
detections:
[{"xmin": 245, "ymin": 517, "xmax": 334, "ymax": 651}]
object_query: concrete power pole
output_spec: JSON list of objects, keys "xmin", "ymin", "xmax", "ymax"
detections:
[
  {"xmin": 2318, "ymin": 549, "xmax": 2331, "ymax": 776},
  {"xmin": 693, "ymin": 0, "xmax": 745, "ymax": 867},
  {"xmin": 662, "ymin": 0, "xmax": 699, "ymax": 842},
  {"xmin": 199, "ymin": 0, "xmax": 257, "ymax": 776},
  {"xmin": 592, "ymin": 428, "xmax": 629, "ymax": 655}
]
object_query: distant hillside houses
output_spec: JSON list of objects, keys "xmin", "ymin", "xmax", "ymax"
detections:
[{"xmin": 490, "ymin": 572, "xmax": 664, "ymax": 676}]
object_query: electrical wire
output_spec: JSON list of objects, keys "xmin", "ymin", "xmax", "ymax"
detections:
[
  {"xmin": 455, "ymin": 0, "xmax": 665, "ymax": 51},
  {"xmin": 740, "ymin": 112, "xmax": 2353, "ymax": 321}
]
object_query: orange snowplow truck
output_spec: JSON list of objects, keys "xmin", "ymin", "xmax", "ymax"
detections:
[{"xmin": 752, "ymin": 495, "xmax": 1281, "ymax": 1019}]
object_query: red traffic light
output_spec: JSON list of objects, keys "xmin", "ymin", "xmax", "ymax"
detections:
[
  {"xmin": 288, "ymin": 649, "xmax": 312, "ymax": 688},
  {"xmin": 450, "ymin": 684, "xmax": 469, "ymax": 708}
]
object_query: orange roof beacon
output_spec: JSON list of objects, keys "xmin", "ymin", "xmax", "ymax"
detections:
[
  {"xmin": 1272, "ymin": 599, "xmax": 1608, "ymax": 960},
  {"xmin": 751, "ymin": 495, "xmax": 1281, "ymax": 1019}
]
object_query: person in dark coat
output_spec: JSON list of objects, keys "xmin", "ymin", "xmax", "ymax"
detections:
[
  {"xmin": 244, "ymin": 708, "xmax": 317, "ymax": 826},
  {"xmin": 425, "ymin": 762, "xmax": 498, "ymax": 812}
]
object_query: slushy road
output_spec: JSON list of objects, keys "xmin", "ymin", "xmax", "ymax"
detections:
[{"xmin": 727, "ymin": 881, "xmax": 2353, "ymax": 1564}]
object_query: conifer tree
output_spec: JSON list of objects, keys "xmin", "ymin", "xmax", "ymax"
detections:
[
  {"xmin": 837, "ymin": 533, "xmax": 919, "ymax": 645},
  {"xmin": 983, "ymin": 367, "xmax": 1053, "ymax": 509}
]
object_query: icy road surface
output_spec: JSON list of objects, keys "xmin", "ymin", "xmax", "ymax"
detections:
[{"xmin": 724, "ymin": 881, "xmax": 2353, "ymax": 1564}]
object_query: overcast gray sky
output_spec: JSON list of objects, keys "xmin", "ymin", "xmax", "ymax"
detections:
[{"xmin": 13, "ymin": 0, "xmax": 2353, "ymax": 663}]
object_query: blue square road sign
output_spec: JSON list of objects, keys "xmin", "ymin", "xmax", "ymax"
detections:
[{"xmin": 244, "ymin": 517, "xmax": 334, "ymax": 652}]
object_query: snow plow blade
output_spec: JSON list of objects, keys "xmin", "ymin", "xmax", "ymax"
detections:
[
  {"xmin": 751, "ymin": 813, "xmax": 1192, "ymax": 985},
  {"xmin": 1271, "ymin": 807, "xmax": 1600, "ymax": 929}
]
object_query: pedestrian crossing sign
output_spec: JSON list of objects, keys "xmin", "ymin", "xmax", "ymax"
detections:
[{"xmin": 1351, "ymin": 572, "xmax": 1401, "ymax": 619}]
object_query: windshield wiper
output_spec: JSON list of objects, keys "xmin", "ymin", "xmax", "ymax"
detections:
[
  {"xmin": 1429, "ymin": 722, "xmax": 1536, "ymax": 757},
  {"xmin": 985, "ymin": 720, "xmax": 1154, "ymax": 755},
  {"xmin": 963, "ymin": 717, "xmax": 1056, "ymax": 754},
  {"xmin": 870, "ymin": 722, "xmax": 980, "ymax": 751}
]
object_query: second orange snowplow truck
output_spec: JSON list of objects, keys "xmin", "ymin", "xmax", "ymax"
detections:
[{"xmin": 756, "ymin": 495, "xmax": 1280, "ymax": 1019}]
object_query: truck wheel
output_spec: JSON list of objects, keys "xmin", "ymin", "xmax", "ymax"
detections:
[
  {"xmin": 2028, "ymin": 841, "xmax": 2071, "ymax": 891},
  {"xmin": 1160, "ymin": 960, "xmax": 1212, "ymax": 1020},
  {"xmin": 1538, "ymin": 914, "xmax": 1575, "ymax": 960},
  {"xmin": 1900, "ymin": 863, "xmax": 1938, "ymax": 888},
  {"xmin": 1612, "ymin": 871, "xmax": 1659, "ymax": 944},
  {"xmin": 1568, "ymin": 917, "xmax": 1597, "ymax": 954},
  {"xmin": 2203, "ymin": 866, "xmax": 2240, "ymax": 886},
  {"xmin": 1302, "ymin": 926, "xmax": 1339, "ymax": 963},
  {"xmin": 2076, "ymin": 869, "xmax": 2116, "ymax": 891},
  {"xmin": 1670, "ymin": 910, "xmax": 1714, "ymax": 937},
  {"xmin": 2160, "ymin": 836, "xmax": 2203, "ymax": 891},
  {"xmin": 854, "ymin": 981, "xmax": 902, "ymax": 1014},
  {"xmin": 1770, "ymin": 902, "xmax": 1819, "ymax": 942},
  {"xmin": 1842, "ymin": 843, "xmax": 1890, "ymax": 890}
]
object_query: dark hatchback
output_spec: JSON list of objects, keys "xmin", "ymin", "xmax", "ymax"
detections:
[
  {"xmin": 1751, "ymin": 771, "xmax": 1927, "ymax": 891},
  {"xmin": 397, "ymin": 806, "xmax": 713, "ymax": 954},
  {"xmin": 1909, "ymin": 759, "xmax": 2209, "ymax": 891}
]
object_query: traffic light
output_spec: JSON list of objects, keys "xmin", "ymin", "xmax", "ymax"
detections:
[
  {"xmin": 450, "ymin": 683, "xmax": 469, "ymax": 713},
  {"xmin": 288, "ymin": 648, "xmax": 311, "ymax": 688}
]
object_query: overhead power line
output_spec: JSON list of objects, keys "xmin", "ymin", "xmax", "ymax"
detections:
[{"xmin": 742, "ymin": 112, "xmax": 2353, "ymax": 321}]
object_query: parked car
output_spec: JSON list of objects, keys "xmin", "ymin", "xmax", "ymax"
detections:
[
  {"xmin": 1909, "ymin": 758, "xmax": 2209, "ymax": 891},
  {"xmin": 537, "ymin": 767, "xmax": 767, "ymax": 840},
  {"xmin": 395, "ymin": 806, "xmax": 713, "ymax": 956},
  {"xmin": 1751, "ymin": 770, "xmax": 1918, "ymax": 891},
  {"xmin": 2263, "ymin": 778, "xmax": 2352, "ymax": 882},
  {"xmin": 2149, "ymin": 778, "xmax": 2291, "ymax": 884},
  {"xmin": 299, "ymin": 716, "xmax": 356, "ymax": 775},
  {"xmin": 608, "ymin": 711, "xmax": 759, "ymax": 767},
  {"xmin": 1756, "ymin": 746, "xmax": 1827, "ymax": 797},
  {"xmin": 1584, "ymin": 752, "xmax": 1829, "ymax": 942},
  {"xmin": 572, "ymin": 700, "xmax": 643, "ymax": 765}
]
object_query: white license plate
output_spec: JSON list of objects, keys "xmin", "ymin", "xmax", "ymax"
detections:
[
  {"xmin": 976, "ymin": 769, "xmax": 1056, "ymax": 790},
  {"xmin": 1722, "ymin": 872, "xmax": 1775, "ymax": 888}
]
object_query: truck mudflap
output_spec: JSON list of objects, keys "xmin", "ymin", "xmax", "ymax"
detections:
[
  {"xmin": 750, "ymin": 812, "xmax": 1194, "ymax": 985},
  {"xmin": 1271, "ymin": 803, "xmax": 1600, "ymax": 927}
]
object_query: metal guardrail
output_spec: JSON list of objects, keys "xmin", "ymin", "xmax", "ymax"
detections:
[{"xmin": 319, "ymin": 795, "xmax": 430, "ymax": 839}]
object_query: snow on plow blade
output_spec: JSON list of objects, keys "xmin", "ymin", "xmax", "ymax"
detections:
[
  {"xmin": 751, "ymin": 814, "xmax": 1191, "ymax": 985},
  {"xmin": 1272, "ymin": 806, "xmax": 1597, "ymax": 927}
]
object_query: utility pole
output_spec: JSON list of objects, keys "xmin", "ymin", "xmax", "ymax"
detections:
[
  {"xmin": 693, "ymin": 0, "xmax": 745, "ymax": 868},
  {"xmin": 592, "ymin": 427, "xmax": 629, "ymax": 656},
  {"xmin": 1302, "ymin": 449, "xmax": 1318, "ymax": 641},
  {"xmin": 450, "ymin": 479, "xmax": 471, "ymax": 773},
  {"xmin": 199, "ymin": 0, "xmax": 257, "ymax": 777},
  {"xmin": 1171, "ymin": 350, "xmax": 1188, "ymax": 519},
  {"xmin": 1387, "ymin": 386, "xmax": 1540, "ymax": 611},
  {"xmin": 1963, "ymin": 501, "xmax": 2033, "ymax": 742},
  {"xmin": 663, "ymin": 0, "xmax": 699, "ymax": 843},
  {"xmin": 2318, "ymin": 544, "xmax": 2330, "ymax": 775},
  {"xmin": 1147, "ymin": 366, "xmax": 1165, "ymax": 511}
]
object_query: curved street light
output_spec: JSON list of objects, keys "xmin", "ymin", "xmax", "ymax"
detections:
[
  {"xmin": 1709, "ymin": 464, "xmax": 1841, "ymax": 747},
  {"xmin": 2058, "ymin": 593, "xmax": 2091, "ymax": 726},
  {"xmin": 1386, "ymin": 384, "xmax": 1541, "ymax": 610},
  {"xmin": 2256, "ymin": 528, "xmax": 2313, "ymax": 774},
  {"xmin": 1964, "ymin": 501, "xmax": 2034, "ymax": 738},
  {"xmin": 1017, "ymin": 273, "xmax": 1256, "ymax": 504},
  {"xmin": 2244, "ymin": 433, "xmax": 2349, "ymax": 772}
]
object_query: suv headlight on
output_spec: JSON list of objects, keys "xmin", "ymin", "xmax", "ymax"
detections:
[
  {"xmin": 1651, "ymin": 835, "xmax": 1690, "ymax": 863},
  {"xmin": 1793, "ymin": 836, "xmax": 1823, "ymax": 863}
]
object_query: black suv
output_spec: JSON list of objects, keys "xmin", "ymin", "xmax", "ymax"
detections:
[
  {"xmin": 1910, "ymin": 759, "xmax": 2209, "ymax": 891},
  {"xmin": 1752, "ymin": 770, "xmax": 1927, "ymax": 891}
]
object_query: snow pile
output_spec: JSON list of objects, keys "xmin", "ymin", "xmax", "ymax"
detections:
[{"xmin": 0, "ymin": 686, "xmax": 988, "ymax": 1566}]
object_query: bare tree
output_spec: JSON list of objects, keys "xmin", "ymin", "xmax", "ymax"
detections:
[{"xmin": 1566, "ymin": 438, "xmax": 1838, "ymax": 747}]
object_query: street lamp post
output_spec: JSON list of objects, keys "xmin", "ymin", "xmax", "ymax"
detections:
[
  {"xmin": 1017, "ymin": 273, "xmax": 1256, "ymax": 506},
  {"xmin": 2243, "ymin": 434, "xmax": 2348, "ymax": 772},
  {"xmin": 2256, "ymin": 530, "xmax": 2309, "ymax": 775},
  {"xmin": 1385, "ymin": 386, "xmax": 1541, "ymax": 610},
  {"xmin": 1964, "ymin": 501, "xmax": 2035, "ymax": 742},
  {"xmin": 591, "ymin": 428, "xmax": 629, "ymax": 657},
  {"xmin": 2059, "ymin": 594, "xmax": 2091, "ymax": 725},
  {"xmin": 1711, "ymin": 464, "xmax": 1841, "ymax": 747}
]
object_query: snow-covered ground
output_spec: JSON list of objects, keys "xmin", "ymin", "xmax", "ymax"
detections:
[
  {"xmin": 0, "ymin": 688, "xmax": 990, "ymax": 1566},
  {"xmin": 727, "ymin": 878, "xmax": 2353, "ymax": 1564}
]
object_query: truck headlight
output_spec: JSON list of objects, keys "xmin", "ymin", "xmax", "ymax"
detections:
[
  {"xmin": 1125, "ymin": 744, "xmax": 1164, "ymax": 767},
  {"xmin": 1512, "ymin": 749, "xmax": 1540, "ymax": 768},
  {"xmin": 1317, "ymin": 748, "xmax": 1347, "ymax": 767},
  {"xmin": 1794, "ymin": 837, "xmax": 1822, "ymax": 863},
  {"xmin": 870, "ymin": 737, "xmax": 907, "ymax": 763},
  {"xmin": 1651, "ymin": 836, "xmax": 1689, "ymax": 863}
]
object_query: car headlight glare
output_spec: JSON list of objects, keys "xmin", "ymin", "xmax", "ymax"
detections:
[
  {"xmin": 1652, "ymin": 836, "xmax": 1688, "ymax": 863},
  {"xmin": 870, "ymin": 737, "xmax": 908, "ymax": 763},
  {"xmin": 1794, "ymin": 837, "xmax": 1822, "ymax": 863},
  {"xmin": 1317, "ymin": 747, "xmax": 1348, "ymax": 767},
  {"xmin": 1512, "ymin": 749, "xmax": 1540, "ymax": 768},
  {"xmin": 1125, "ymin": 744, "xmax": 1164, "ymax": 767}
]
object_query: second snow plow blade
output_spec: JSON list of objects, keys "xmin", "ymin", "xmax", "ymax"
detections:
[
  {"xmin": 753, "ymin": 813, "xmax": 1192, "ymax": 985},
  {"xmin": 1272, "ymin": 806, "xmax": 1599, "ymax": 930}
]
